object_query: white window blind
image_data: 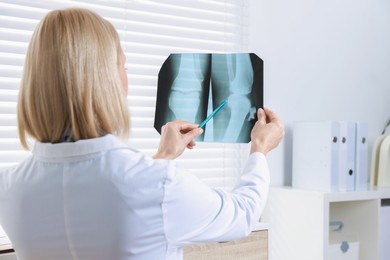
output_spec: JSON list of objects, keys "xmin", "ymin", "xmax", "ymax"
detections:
[{"xmin": 0, "ymin": 0, "xmax": 251, "ymax": 191}]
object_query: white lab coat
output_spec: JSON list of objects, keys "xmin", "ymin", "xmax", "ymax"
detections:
[{"xmin": 0, "ymin": 134, "xmax": 270, "ymax": 260}]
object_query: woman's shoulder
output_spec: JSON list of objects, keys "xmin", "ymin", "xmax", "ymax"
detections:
[
  {"xmin": 102, "ymin": 143, "xmax": 172, "ymax": 183},
  {"xmin": 0, "ymin": 156, "xmax": 33, "ymax": 190}
]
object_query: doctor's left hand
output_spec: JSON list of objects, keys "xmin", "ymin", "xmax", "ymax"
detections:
[{"xmin": 153, "ymin": 120, "xmax": 203, "ymax": 160}]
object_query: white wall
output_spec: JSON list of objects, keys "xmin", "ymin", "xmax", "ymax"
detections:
[{"xmin": 247, "ymin": 0, "xmax": 390, "ymax": 186}]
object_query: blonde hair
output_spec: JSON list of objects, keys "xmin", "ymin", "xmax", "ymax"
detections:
[{"xmin": 17, "ymin": 8, "xmax": 129, "ymax": 149}]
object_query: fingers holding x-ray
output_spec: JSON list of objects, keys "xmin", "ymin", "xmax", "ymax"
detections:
[{"xmin": 154, "ymin": 53, "xmax": 263, "ymax": 143}]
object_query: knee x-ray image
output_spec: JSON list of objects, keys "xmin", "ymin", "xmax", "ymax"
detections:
[{"xmin": 154, "ymin": 53, "xmax": 263, "ymax": 143}]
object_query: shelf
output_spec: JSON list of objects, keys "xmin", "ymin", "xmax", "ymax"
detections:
[{"xmin": 262, "ymin": 186, "xmax": 390, "ymax": 260}]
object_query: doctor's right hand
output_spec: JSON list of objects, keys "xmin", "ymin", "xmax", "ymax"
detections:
[
  {"xmin": 250, "ymin": 108, "xmax": 284, "ymax": 155},
  {"xmin": 153, "ymin": 120, "xmax": 203, "ymax": 160}
]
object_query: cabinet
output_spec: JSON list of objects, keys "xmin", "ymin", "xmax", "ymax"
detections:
[{"xmin": 262, "ymin": 186, "xmax": 390, "ymax": 260}]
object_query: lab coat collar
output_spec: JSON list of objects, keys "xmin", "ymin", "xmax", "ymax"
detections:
[{"xmin": 32, "ymin": 134, "xmax": 129, "ymax": 159}]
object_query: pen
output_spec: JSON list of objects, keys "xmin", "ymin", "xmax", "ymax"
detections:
[{"xmin": 199, "ymin": 99, "xmax": 228, "ymax": 129}]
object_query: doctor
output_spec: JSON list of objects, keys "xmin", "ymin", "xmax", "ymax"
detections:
[{"xmin": 0, "ymin": 8, "xmax": 284, "ymax": 260}]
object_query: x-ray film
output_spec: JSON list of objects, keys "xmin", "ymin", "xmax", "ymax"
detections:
[{"xmin": 154, "ymin": 53, "xmax": 263, "ymax": 143}]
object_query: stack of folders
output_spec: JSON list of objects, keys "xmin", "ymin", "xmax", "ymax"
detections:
[{"xmin": 292, "ymin": 121, "xmax": 368, "ymax": 192}]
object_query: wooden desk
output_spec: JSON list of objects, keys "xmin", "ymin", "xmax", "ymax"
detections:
[
  {"xmin": 184, "ymin": 230, "xmax": 268, "ymax": 260},
  {"xmin": 0, "ymin": 230, "xmax": 268, "ymax": 259}
]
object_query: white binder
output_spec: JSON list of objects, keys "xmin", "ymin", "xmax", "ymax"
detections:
[
  {"xmin": 292, "ymin": 121, "xmax": 340, "ymax": 191},
  {"xmin": 338, "ymin": 122, "xmax": 356, "ymax": 191},
  {"xmin": 355, "ymin": 122, "xmax": 368, "ymax": 189}
]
